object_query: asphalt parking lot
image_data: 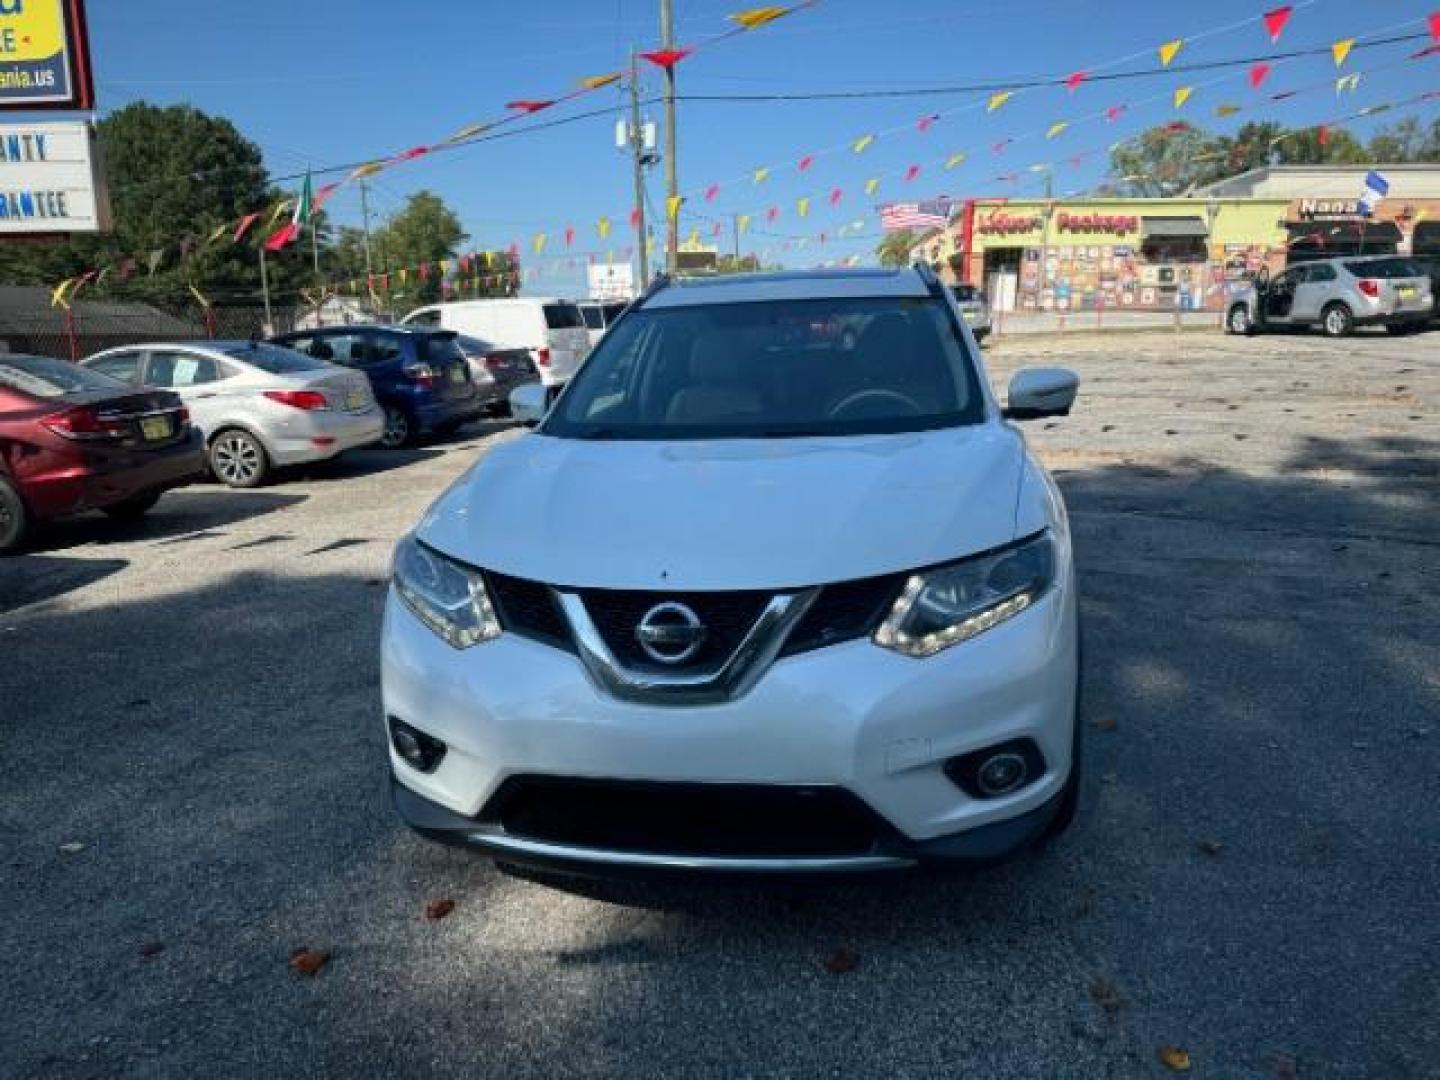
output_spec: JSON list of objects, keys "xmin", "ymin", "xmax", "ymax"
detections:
[{"xmin": 2, "ymin": 326, "xmax": 1437, "ymax": 1079}]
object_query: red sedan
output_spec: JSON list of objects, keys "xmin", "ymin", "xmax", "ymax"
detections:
[{"xmin": 0, "ymin": 354, "xmax": 205, "ymax": 552}]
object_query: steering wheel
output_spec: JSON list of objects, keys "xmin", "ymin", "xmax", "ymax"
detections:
[{"xmin": 828, "ymin": 388, "xmax": 923, "ymax": 420}]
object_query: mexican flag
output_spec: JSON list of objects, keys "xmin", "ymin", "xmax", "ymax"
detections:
[{"xmin": 264, "ymin": 171, "xmax": 312, "ymax": 252}]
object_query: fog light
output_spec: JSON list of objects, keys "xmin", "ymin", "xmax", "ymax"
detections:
[
  {"xmin": 388, "ymin": 717, "xmax": 446, "ymax": 773},
  {"xmin": 976, "ymin": 752, "xmax": 1028, "ymax": 796},
  {"xmin": 943, "ymin": 738, "xmax": 1046, "ymax": 800}
]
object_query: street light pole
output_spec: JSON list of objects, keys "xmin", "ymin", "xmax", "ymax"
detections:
[
  {"xmin": 629, "ymin": 52, "xmax": 650, "ymax": 288},
  {"xmin": 660, "ymin": 0, "xmax": 679, "ymax": 273}
]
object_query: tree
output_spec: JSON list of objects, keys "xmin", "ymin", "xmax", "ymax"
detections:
[
  {"xmin": 876, "ymin": 229, "xmax": 922, "ymax": 267},
  {"xmin": 1367, "ymin": 118, "xmax": 1440, "ymax": 163},
  {"xmin": 0, "ymin": 102, "xmax": 291, "ymax": 305},
  {"xmin": 1108, "ymin": 122, "xmax": 1229, "ymax": 196},
  {"xmin": 372, "ymin": 191, "xmax": 467, "ymax": 304}
]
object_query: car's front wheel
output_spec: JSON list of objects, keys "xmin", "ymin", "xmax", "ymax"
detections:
[
  {"xmin": 1226, "ymin": 304, "xmax": 1254, "ymax": 335},
  {"xmin": 101, "ymin": 491, "xmax": 161, "ymax": 519},
  {"xmin": 0, "ymin": 476, "xmax": 29, "ymax": 553},
  {"xmin": 209, "ymin": 429, "xmax": 270, "ymax": 488},
  {"xmin": 1321, "ymin": 302, "xmax": 1354, "ymax": 338}
]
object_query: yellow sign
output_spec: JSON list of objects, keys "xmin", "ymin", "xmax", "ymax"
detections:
[{"xmin": 0, "ymin": 0, "xmax": 91, "ymax": 109}]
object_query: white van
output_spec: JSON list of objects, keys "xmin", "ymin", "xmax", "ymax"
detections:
[{"xmin": 400, "ymin": 298, "xmax": 590, "ymax": 388}]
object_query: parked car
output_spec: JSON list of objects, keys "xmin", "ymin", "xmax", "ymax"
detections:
[
  {"xmin": 0, "ymin": 354, "xmax": 204, "ymax": 551},
  {"xmin": 1411, "ymin": 253, "xmax": 1440, "ymax": 324},
  {"xmin": 269, "ymin": 326, "xmax": 479, "ymax": 449},
  {"xmin": 83, "ymin": 341, "xmax": 383, "ymax": 488},
  {"xmin": 576, "ymin": 299, "xmax": 629, "ymax": 347},
  {"xmin": 382, "ymin": 265, "xmax": 1082, "ymax": 878},
  {"xmin": 453, "ymin": 334, "xmax": 541, "ymax": 416},
  {"xmin": 398, "ymin": 298, "xmax": 591, "ymax": 392},
  {"xmin": 1226, "ymin": 255, "xmax": 1434, "ymax": 338},
  {"xmin": 950, "ymin": 283, "xmax": 992, "ymax": 341}
]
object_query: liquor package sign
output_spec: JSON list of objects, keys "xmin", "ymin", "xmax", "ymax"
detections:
[
  {"xmin": 0, "ymin": 0, "xmax": 94, "ymax": 110},
  {"xmin": 0, "ymin": 121, "xmax": 109, "ymax": 233}
]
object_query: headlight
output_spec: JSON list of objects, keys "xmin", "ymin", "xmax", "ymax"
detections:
[
  {"xmin": 392, "ymin": 535, "xmax": 501, "ymax": 649},
  {"xmin": 874, "ymin": 531, "xmax": 1055, "ymax": 657}
]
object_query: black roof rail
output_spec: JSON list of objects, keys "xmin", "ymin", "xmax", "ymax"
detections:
[
  {"xmin": 911, "ymin": 260, "xmax": 948, "ymax": 301},
  {"xmin": 628, "ymin": 272, "xmax": 672, "ymax": 312}
]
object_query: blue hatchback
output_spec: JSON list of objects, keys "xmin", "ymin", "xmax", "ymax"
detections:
[{"xmin": 271, "ymin": 325, "xmax": 481, "ymax": 447}]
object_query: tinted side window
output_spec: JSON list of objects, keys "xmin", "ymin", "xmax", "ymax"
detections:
[
  {"xmin": 316, "ymin": 332, "xmax": 373, "ymax": 366},
  {"xmin": 371, "ymin": 335, "xmax": 404, "ymax": 363},
  {"xmin": 406, "ymin": 309, "xmax": 442, "ymax": 329},
  {"xmin": 1307, "ymin": 264, "xmax": 1336, "ymax": 282},
  {"xmin": 88, "ymin": 352, "xmax": 142, "ymax": 383},
  {"xmin": 579, "ymin": 305, "xmax": 604, "ymax": 330},
  {"xmin": 1344, "ymin": 257, "xmax": 1423, "ymax": 279},
  {"xmin": 543, "ymin": 303, "xmax": 584, "ymax": 330}
]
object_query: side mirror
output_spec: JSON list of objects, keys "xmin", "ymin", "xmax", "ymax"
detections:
[
  {"xmin": 1004, "ymin": 367, "xmax": 1079, "ymax": 420},
  {"xmin": 508, "ymin": 383, "xmax": 548, "ymax": 427}
]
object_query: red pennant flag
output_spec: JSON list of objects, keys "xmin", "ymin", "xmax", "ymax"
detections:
[
  {"xmin": 640, "ymin": 47, "xmax": 691, "ymax": 69},
  {"xmin": 395, "ymin": 146, "xmax": 429, "ymax": 161},
  {"xmin": 904, "ymin": 164, "xmax": 920, "ymax": 181},
  {"xmin": 314, "ymin": 182, "xmax": 340, "ymax": 210},
  {"xmin": 459, "ymin": 255, "xmax": 471, "ymax": 273},
  {"xmin": 916, "ymin": 114, "xmax": 939, "ymax": 133},
  {"xmin": 565, "ymin": 225, "xmax": 575, "ymax": 247},
  {"xmin": 1431, "ymin": 11, "xmax": 1440, "ymax": 40},
  {"xmin": 704, "ymin": 183, "xmax": 720, "ymax": 202},
  {"xmin": 1105, "ymin": 105, "xmax": 1127, "ymax": 122},
  {"xmin": 712, "ymin": 222, "xmax": 723, "ymax": 238},
  {"xmin": 1263, "ymin": 6, "xmax": 1293, "ymax": 44},
  {"xmin": 629, "ymin": 206, "xmax": 642, "ymax": 229},
  {"xmin": 1249, "ymin": 62, "xmax": 1271, "ymax": 89},
  {"xmin": 506, "ymin": 99, "xmax": 555, "ymax": 113},
  {"xmin": 1164, "ymin": 121, "xmax": 1189, "ymax": 133},
  {"xmin": 991, "ymin": 139, "xmax": 1011, "ymax": 154},
  {"xmin": 1317, "ymin": 124, "xmax": 1330, "ymax": 147},
  {"xmin": 1066, "ymin": 154, "xmax": 1086, "ymax": 168},
  {"xmin": 829, "ymin": 187, "xmax": 843, "ymax": 206},
  {"xmin": 508, "ymin": 242, "xmax": 520, "ymax": 259},
  {"xmin": 1065, "ymin": 70, "xmax": 1088, "ymax": 91},
  {"xmin": 767, "ymin": 206, "xmax": 779, "ymax": 222},
  {"xmin": 380, "ymin": 272, "xmax": 391, "ymax": 291},
  {"xmin": 798, "ymin": 154, "xmax": 815, "ymax": 171},
  {"xmin": 233, "ymin": 212, "xmax": 260, "ymax": 243},
  {"xmin": 263, "ymin": 221, "xmax": 299, "ymax": 252},
  {"xmin": 419, "ymin": 263, "xmax": 431, "ymax": 282}
]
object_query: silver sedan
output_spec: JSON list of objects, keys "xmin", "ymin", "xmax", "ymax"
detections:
[{"xmin": 82, "ymin": 341, "xmax": 383, "ymax": 487}]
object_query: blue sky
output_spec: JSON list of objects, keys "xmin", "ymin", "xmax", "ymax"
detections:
[{"xmin": 67, "ymin": 1, "xmax": 1440, "ymax": 294}]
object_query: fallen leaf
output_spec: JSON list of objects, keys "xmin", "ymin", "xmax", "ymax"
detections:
[
  {"xmin": 288, "ymin": 947, "xmax": 330, "ymax": 977},
  {"xmin": 1266, "ymin": 1050, "xmax": 1299, "ymax": 1079},
  {"xmin": 1091, "ymin": 718, "xmax": 1118, "ymax": 733},
  {"xmin": 1198, "ymin": 839, "xmax": 1224, "ymax": 857},
  {"xmin": 58, "ymin": 841, "xmax": 86, "ymax": 854},
  {"xmin": 139, "ymin": 941, "xmax": 165, "ymax": 958},
  {"xmin": 424, "ymin": 899, "xmax": 456, "ymax": 921},
  {"xmin": 1158, "ymin": 1045, "xmax": 1191, "ymax": 1072},
  {"xmin": 824, "ymin": 947, "xmax": 858, "ymax": 974},
  {"xmin": 1089, "ymin": 975, "xmax": 1127, "ymax": 1017}
]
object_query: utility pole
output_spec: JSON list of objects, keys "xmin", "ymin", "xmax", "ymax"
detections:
[
  {"xmin": 660, "ymin": 0, "xmax": 679, "ymax": 272},
  {"xmin": 628, "ymin": 52, "xmax": 650, "ymax": 288},
  {"xmin": 258, "ymin": 246, "xmax": 273, "ymax": 332}
]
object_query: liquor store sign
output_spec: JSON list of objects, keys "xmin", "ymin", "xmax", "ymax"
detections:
[
  {"xmin": 0, "ymin": 121, "xmax": 109, "ymax": 233},
  {"xmin": 0, "ymin": 0, "xmax": 93, "ymax": 110}
]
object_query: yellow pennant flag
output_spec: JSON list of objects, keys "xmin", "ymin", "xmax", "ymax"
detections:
[
  {"xmin": 580, "ymin": 71, "xmax": 622, "ymax": 90},
  {"xmin": 399, "ymin": 267, "xmax": 409, "ymax": 284},
  {"xmin": 1173, "ymin": 86, "xmax": 1194, "ymax": 109},
  {"xmin": 350, "ymin": 161, "xmax": 384, "ymax": 180},
  {"xmin": 729, "ymin": 5, "xmax": 790, "ymax": 31},
  {"xmin": 864, "ymin": 177, "xmax": 880, "ymax": 195},
  {"xmin": 1046, "ymin": 121, "xmax": 1068, "ymax": 140},
  {"xmin": 597, "ymin": 216, "xmax": 611, "ymax": 239},
  {"xmin": 445, "ymin": 123, "xmax": 491, "ymax": 144},
  {"xmin": 738, "ymin": 213, "xmax": 751, "ymax": 234},
  {"xmin": 1336, "ymin": 73, "xmax": 1361, "ymax": 94},
  {"xmin": 50, "ymin": 277, "xmax": 74, "ymax": 308},
  {"xmin": 987, "ymin": 90, "xmax": 1013, "ymax": 112},
  {"xmin": 206, "ymin": 223, "xmax": 229, "ymax": 244},
  {"xmin": 1028, "ymin": 163, "xmax": 1050, "ymax": 173},
  {"xmin": 188, "ymin": 284, "xmax": 211, "ymax": 309},
  {"xmin": 606, "ymin": 249, "xmax": 614, "ymax": 264},
  {"xmin": 1158, "ymin": 39, "xmax": 1183, "ymax": 66},
  {"xmin": 666, "ymin": 194, "xmax": 683, "ymax": 219},
  {"xmin": 796, "ymin": 196, "xmax": 810, "ymax": 218},
  {"xmin": 1214, "ymin": 104, "xmax": 1242, "ymax": 118},
  {"xmin": 1332, "ymin": 38, "xmax": 1354, "ymax": 67},
  {"xmin": 852, "ymin": 133, "xmax": 874, "ymax": 154},
  {"xmin": 945, "ymin": 152, "xmax": 966, "ymax": 169},
  {"xmin": 753, "ymin": 166, "xmax": 770, "ymax": 184},
  {"xmin": 533, "ymin": 233, "xmax": 547, "ymax": 253},
  {"xmin": 439, "ymin": 259, "xmax": 450, "ymax": 275},
  {"xmin": 266, "ymin": 199, "xmax": 293, "ymax": 227}
]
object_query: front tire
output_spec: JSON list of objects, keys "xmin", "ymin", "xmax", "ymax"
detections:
[
  {"xmin": 381, "ymin": 406, "xmax": 413, "ymax": 448},
  {"xmin": 102, "ymin": 491, "xmax": 161, "ymax": 519},
  {"xmin": 1321, "ymin": 302, "xmax": 1354, "ymax": 338},
  {"xmin": 0, "ymin": 476, "xmax": 29, "ymax": 553},
  {"xmin": 1226, "ymin": 305, "xmax": 1254, "ymax": 336},
  {"xmin": 209, "ymin": 429, "xmax": 269, "ymax": 489}
]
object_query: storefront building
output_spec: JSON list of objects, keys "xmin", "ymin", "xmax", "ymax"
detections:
[{"xmin": 914, "ymin": 197, "xmax": 1291, "ymax": 314}]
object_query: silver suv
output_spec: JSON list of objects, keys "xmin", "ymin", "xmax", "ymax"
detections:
[
  {"xmin": 1227, "ymin": 255, "xmax": 1434, "ymax": 338},
  {"xmin": 950, "ymin": 284, "xmax": 992, "ymax": 341}
]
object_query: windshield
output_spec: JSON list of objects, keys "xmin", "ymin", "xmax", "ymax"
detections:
[
  {"xmin": 1344, "ymin": 257, "xmax": 1424, "ymax": 279},
  {"xmin": 222, "ymin": 343, "xmax": 328, "ymax": 374},
  {"xmin": 544, "ymin": 296, "xmax": 984, "ymax": 440},
  {"xmin": 0, "ymin": 356, "xmax": 127, "ymax": 398}
]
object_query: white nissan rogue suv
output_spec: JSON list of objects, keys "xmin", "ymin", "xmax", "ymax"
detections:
[{"xmin": 382, "ymin": 266, "xmax": 1082, "ymax": 876}]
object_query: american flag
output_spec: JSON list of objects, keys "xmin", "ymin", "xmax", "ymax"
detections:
[{"xmin": 879, "ymin": 199, "xmax": 952, "ymax": 232}]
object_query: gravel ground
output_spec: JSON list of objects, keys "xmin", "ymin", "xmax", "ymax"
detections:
[{"xmin": 2, "ymin": 327, "xmax": 1437, "ymax": 1079}]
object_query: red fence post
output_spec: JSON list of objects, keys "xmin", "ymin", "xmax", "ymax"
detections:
[{"xmin": 65, "ymin": 307, "xmax": 79, "ymax": 362}]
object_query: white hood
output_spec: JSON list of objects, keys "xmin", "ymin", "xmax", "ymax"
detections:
[{"xmin": 417, "ymin": 427, "xmax": 1025, "ymax": 590}]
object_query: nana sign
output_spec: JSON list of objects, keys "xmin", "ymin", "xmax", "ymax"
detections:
[{"xmin": 0, "ymin": 0, "xmax": 94, "ymax": 110}]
